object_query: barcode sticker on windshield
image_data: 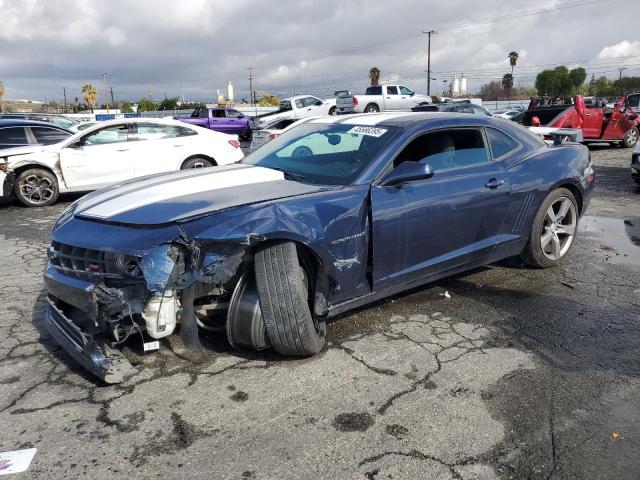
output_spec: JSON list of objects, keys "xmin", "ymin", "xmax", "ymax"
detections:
[{"xmin": 347, "ymin": 126, "xmax": 388, "ymax": 137}]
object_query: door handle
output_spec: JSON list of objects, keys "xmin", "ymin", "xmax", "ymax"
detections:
[
  {"xmin": 115, "ymin": 148, "xmax": 129, "ymax": 152},
  {"xmin": 485, "ymin": 178, "xmax": 505, "ymax": 189},
  {"xmin": 173, "ymin": 144, "xmax": 183, "ymax": 147}
]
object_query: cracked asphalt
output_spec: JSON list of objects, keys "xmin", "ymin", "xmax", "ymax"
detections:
[{"xmin": 1, "ymin": 145, "xmax": 639, "ymax": 479}]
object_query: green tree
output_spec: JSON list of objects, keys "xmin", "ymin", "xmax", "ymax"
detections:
[
  {"xmin": 257, "ymin": 92, "xmax": 280, "ymax": 107},
  {"xmin": 535, "ymin": 66, "xmax": 586, "ymax": 96},
  {"xmin": 369, "ymin": 67, "xmax": 381, "ymax": 86},
  {"xmin": 137, "ymin": 98, "xmax": 158, "ymax": 112},
  {"xmin": 159, "ymin": 96, "xmax": 179, "ymax": 110},
  {"xmin": 81, "ymin": 83, "xmax": 98, "ymax": 111},
  {"xmin": 121, "ymin": 101, "xmax": 134, "ymax": 113},
  {"xmin": 613, "ymin": 76, "xmax": 640, "ymax": 95},
  {"xmin": 508, "ymin": 51, "xmax": 519, "ymax": 75}
]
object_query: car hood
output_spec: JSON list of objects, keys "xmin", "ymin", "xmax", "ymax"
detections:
[{"xmin": 73, "ymin": 164, "xmax": 331, "ymax": 226}]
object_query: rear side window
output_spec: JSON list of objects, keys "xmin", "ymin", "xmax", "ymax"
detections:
[
  {"xmin": 365, "ymin": 86, "xmax": 382, "ymax": 95},
  {"xmin": 176, "ymin": 126, "xmax": 197, "ymax": 137},
  {"xmin": 212, "ymin": 109, "xmax": 226, "ymax": 118},
  {"xmin": 30, "ymin": 127, "xmax": 70, "ymax": 145},
  {"xmin": 628, "ymin": 95, "xmax": 640, "ymax": 108},
  {"xmin": 0, "ymin": 127, "xmax": 28, "ymax": 145},
  {"xmin": 386, "ymin": 86, "xmax": 399, "ymax": 95},
  {"xmin": 394, "ymin": 129, "xmax": 490, "ymax": 171},
  {"xmin": 136, "ymin": 123, "xmax": 177, "ymax": 141},
  {"xmin": 486, "ymin": 128, "xmax": 520, "ymax": 159},
  {"xmin": 198, "ymin": 108, "xmax": 209, "ymax": 118}
]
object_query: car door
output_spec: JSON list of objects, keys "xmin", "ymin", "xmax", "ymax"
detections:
[
  {"xmin": 300, "ymin": 97, "xmax": 323, "ymax": 116},
  {"xmin": 209, "ymin": 109, "xmax": 229, "ymax": 132},
  {"xmin": 384, "ymin": 86, "xmax": 404, "ymax": 110},
  {"xmin": 582, "ymin": 105, "xmax": 604, "ymax": 138},
  {"xmin": 59, "ymin": 123, "xmax": 134, "ymax": 189},
  {"xmin": 370, "ymin": 127, "xmax": 510, "ymax": 290},
  {"xmin": 225, "ymin": 109, "xmax": 247, "ymax": 133},
  {"xmin": 399, "ymin": 86, "xmax": 417, "ymax": 108},
  {"xmin": 130, "ymin": 122, "xmax": 183, "ymax": 177}
]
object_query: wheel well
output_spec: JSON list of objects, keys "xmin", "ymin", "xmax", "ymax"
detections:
[
  {"xmin": 364, "ymin": 103, "xmax": 379, "ymax": 111},
  {"xmin": 558, "ymin": 183, "xmax": 583, "ymax": 214},
  {"xmin": 13, "ymin": 163, "xmax": 57, "ymax": 178},
  {"xmin": 181, "ymin": 154, "xmax": 216, "ymax": 168}
]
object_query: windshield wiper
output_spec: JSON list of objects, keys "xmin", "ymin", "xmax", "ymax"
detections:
[{"xmin": 269, "ymin": 167, "xmax": 306, "ymax": 183}]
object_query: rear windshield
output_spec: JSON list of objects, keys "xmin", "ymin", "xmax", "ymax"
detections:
[{"xmin": 242, "ymin": 123, "xmax": 399, "ymax": 186}]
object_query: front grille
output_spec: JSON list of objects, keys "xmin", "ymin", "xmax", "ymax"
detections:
[{"xmin": 48, "ymin": 241, "xmax": 140, "ymax": 279}]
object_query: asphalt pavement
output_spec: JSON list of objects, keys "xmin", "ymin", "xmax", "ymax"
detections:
[{"xmin": 0, "ymin": 145, "xmax": 638, "ymax": 479}]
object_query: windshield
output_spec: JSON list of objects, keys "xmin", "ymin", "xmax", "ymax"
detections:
[{"xmin": 241, "ymin": 123, "xmax": 398, "ymax": 185}]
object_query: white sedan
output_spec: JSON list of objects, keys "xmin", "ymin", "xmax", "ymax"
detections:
[{"xmin": 0, "ymin": 118, "xmax": 244, "ymax": 207}]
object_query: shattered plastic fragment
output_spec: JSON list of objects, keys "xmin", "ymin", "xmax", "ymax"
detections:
[
  {"xmin": 440, "ymin": 290, "xmax": 451, "ymax": 299},
  {"xmin": 140, "ymin": 244, "xmax": 178, "ymax": 293}
]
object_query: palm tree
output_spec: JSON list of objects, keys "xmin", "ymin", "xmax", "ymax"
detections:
[
  {"xmin": 508, "ymin": 51, "xmax": 519, "ymax": 75},
  {"xmin": 0, "ymin": 81, "xmax": 5, "ymax": 112},
  {"xmin": 369, "ymin": 67, "xmax": 381, "ymax": 86},
  {"xmin": 502, "ymin": 73, "xmax": 514, "ymax": 100},
  {"xmin": 81, "ymin": 83, "xmax": 98, "ymax": 112}
]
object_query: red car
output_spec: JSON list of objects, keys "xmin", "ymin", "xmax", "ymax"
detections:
[{"xmin": 542, "ymin": 95, "xmax": 639, "ymax": 148}]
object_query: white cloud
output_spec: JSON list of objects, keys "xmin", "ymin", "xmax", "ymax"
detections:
[{"xmin": 596, "ymin": 40, "xmax": 640, "ymax": 59}]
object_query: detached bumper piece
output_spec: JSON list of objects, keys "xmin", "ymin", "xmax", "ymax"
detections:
[{"xmin": 45, "ymin": 299, "xmax": 138, "ymax": 384}]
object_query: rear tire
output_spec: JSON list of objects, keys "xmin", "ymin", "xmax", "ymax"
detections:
[
  {"xmin": 254, "ymin": 242, "xmax": 326, "ymax": 356},
  {"xmin": 520, "ymin": 188, "xmax": 578, "ymax": 268},
  {"xmin": 622, "ymin": 127, "xmax": 638, "ymax": 148},
  {"xmin": 14, "ymin": 168, "xmax": 59, "ymax": 207},
  {"xmin": 181, "ymin": 157, "xmax": 213, "ymax": 169},
  {"xmin": 364, "ymin": 104, "xmax": 380, "ymax": 113}
]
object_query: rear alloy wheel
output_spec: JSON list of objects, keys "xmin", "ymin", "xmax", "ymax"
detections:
[
  {"xmin": 364, "ymin": 104, "xmax": 379, "ymax": 113},
  {"xmin": 181, "ymin": 157, "xmax": 213, "ymax": 169},
  {"xmin": 254, "ymin": 242, "xmax": 326, "ymax": 356},
  {"xmin": 521, "ymin": 188, "xmax": 578, "ymax": 268},
  {"xmin": 622, "ymin": 127, "xmax": 639, "ymax": 148},
  {"xmin": 14, "ymin": 168, "xmax": 59, "ymax": 207}
]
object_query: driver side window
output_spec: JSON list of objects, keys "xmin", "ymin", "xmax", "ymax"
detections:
[
  {"xmin": 393, "ymin": 129, "xmax": 490, "ymax": 171},
  {"xmin": 82, "ymin": 124, "xmax": 129, "ymax": 146},
  {"xmin": 399, "ymin": 86, "xmax": 413, "ymax": 96}
]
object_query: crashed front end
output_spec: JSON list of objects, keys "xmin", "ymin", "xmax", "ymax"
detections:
[{"xmin": 44, "ymin": 217, "xmax": 247, "ymax": 383}]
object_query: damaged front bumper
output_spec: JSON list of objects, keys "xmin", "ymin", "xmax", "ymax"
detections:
[{"xmin": 46, "ymin": 298, "xmax": 138, "ymax": 383}]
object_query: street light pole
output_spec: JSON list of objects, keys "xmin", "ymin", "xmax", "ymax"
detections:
[
  {"xmin": 100, "ymin": 72, "xmax": 109, "ymax": 113},
  {"xmin": 423, "ymin": 30, "xmax": 436, "ymax": 96}
]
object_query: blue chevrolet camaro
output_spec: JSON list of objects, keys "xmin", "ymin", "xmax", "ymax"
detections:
[{"xmin": 44, "ymin": 113, "xmax": 595, "ymax": 382}]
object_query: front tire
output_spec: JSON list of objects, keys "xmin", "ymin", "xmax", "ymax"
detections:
[
  {"xmin": 14, "ymin": 168, "xmax": 59, "ymax": 207},
  {"xmin": 181, "ymin": 157, "xmax": 213, "ymax": 169},
  {"xmin": 520, "ymin": 188, "xmax": 578, "ymax": 268},
  {"xmin": 622, "ymin": 127, "xmax": 638, "ymax": 148},
  {"xmin": 254, "ymin": 242, "xmax": 326, "ymax": 356}
]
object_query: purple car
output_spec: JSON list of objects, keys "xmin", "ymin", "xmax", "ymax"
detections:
[{"xmin": 177, "ymin": 107, "xmax": 251, "ymax": 139}]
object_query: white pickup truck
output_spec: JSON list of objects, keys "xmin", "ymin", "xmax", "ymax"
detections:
[
  {"xmin": 249, "ymin": 95, "xmax": 336, "ymax": 130},
  {"xmin": 336, "ymin": 84, "xmax": 432, "ymax": 114}
]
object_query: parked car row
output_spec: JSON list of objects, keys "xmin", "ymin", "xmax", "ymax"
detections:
[{"xmin": 0, "ymin": 118, "xmax": 243, "ymax": 207}]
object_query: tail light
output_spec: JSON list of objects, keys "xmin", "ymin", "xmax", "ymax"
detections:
[
  {"xmin": 228, "ymin": 140, "xmax": 240, "ymax": 149},
  {"xmin": 352, "ymin": 97, "xmax": 359, "ymax": 106},
  {"xmin": 268, "ymin": 133, "xmax": 279, "ymax": 140}
]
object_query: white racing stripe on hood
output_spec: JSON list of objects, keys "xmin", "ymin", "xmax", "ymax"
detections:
[{"xmin": 79, "ymin": 165, "xmax": 284, "ymax": 219}]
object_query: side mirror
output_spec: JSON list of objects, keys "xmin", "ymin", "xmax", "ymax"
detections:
[
  {"xmin": 410, "ymin": 91, "xmax": 415, "ymax": 97},
  {"xmin": 381, "ymin": 161, "xmax": 434, "ymax": 186},
  {"xmin": 68, "ymin": 139, "xmax": 85, "ymax": 149}
]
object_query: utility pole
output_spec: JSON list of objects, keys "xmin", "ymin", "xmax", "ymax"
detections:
[
  {"xmin": 246, "ymin": 67, "xmax": 255, "ymax": 105},
  {"xmin": 100, "ymin": 72, "xmax": 109, "ymax": 113},
  {"xmin": 423, "ymin": 30, "xmax": 437, "ymax": 96},
  {"xmin": 618, "ymin": 67, "xmax": 627, "ymax": 80},
  {"xmin": 63, "ymin": 86, "xmax": 68, "ymax": 113}
]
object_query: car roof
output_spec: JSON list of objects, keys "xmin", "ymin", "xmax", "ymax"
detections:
[
  {"xmin": 0, "ymin": 119, "xmax": 71, "ymax": 130},
  {"xmin": 306, "ymin": 111, "xmax": 498, "ymax": 128}
]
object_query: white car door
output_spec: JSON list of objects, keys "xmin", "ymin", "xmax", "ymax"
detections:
[
  {"xmin": 384, "ymin": 86, "xmax": 405, "ymax": 110},
  {"xmin": 398, "ymin": 86, "xmax": 419, "ymax": 109},
  {"xmin": 59, "ymin": 123, "xmax": 134, "ymax": 189},
  {"xmin": 130, "ymin": 123, "xmax": 186, "ymax": 177}
]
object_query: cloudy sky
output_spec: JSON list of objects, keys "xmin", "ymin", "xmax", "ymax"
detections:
[{"xmin": 0, "ymin": 0, "xmax": 639, "ymax": 104}]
